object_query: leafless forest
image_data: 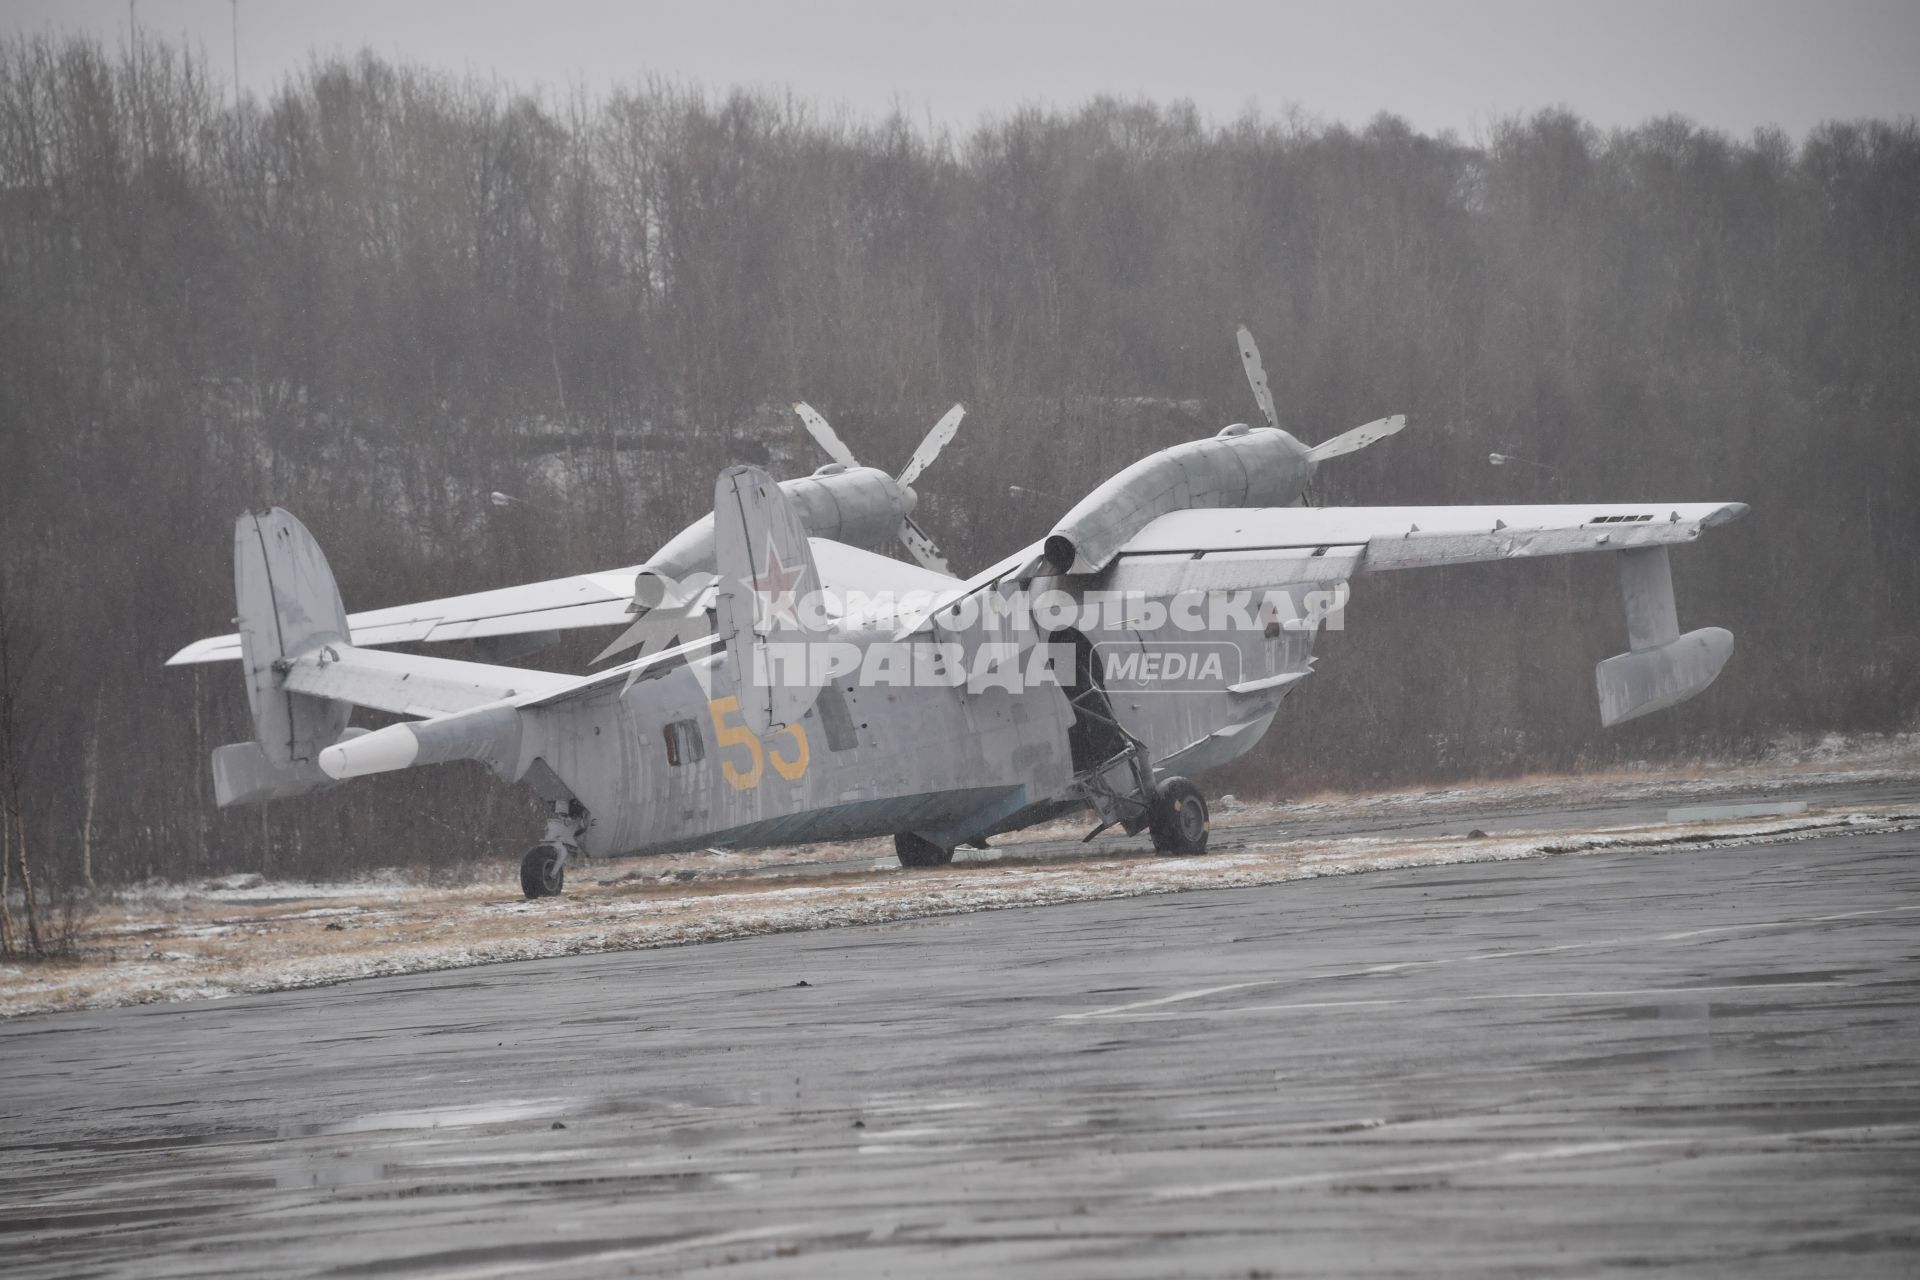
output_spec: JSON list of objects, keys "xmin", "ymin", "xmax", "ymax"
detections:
[{"xmin": 1, "ymin": 34, "xmax": 1915, "ymax": 890}]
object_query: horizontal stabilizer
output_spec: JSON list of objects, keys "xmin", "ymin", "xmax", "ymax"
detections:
[{"xmin": 281, "ymin": 644, "xmax": 572, "ymax": 719}]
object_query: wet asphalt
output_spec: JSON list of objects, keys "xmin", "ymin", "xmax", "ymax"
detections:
[
  {"xmin": 746, "ymin": 775, "xmax": 1920, "ymax": 879},
  {"xmin": 3, "ymin": 787, "xmax": 1919, "ymax": 1277}
]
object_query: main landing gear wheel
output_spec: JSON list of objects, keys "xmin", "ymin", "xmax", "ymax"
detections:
[
  {"xmin": 894, "ymin": 832, "xmax": 955, "ymax": 868},
  {"xmin": 1149, "ymin": 776, "xmax": 1209, "ymax": 856},
  {"xmin": 520, "ymin": 844, "xmax": 567, "ymax": 898}
]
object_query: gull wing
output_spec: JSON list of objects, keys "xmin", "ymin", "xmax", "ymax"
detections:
[
  {"xmin": 812, "ymin": 537, "xmax": 960, "ymax": 598},
  {"xmin": 171, "ymin": 539, "xmax": 965, "ymax": 668},
  {"xmin": 1110, "ymin": 502, "xmax": 1748, "ymax": 573},
  {"xmin": 1104, "ymin": 500, "xmax": 1750, "ymax": 726},
  {"xmin": 889, "ymin": 539, "xmax": 1048, "ymax": 640},
  {"xmin": 167, "ymin": 566, "xmax": 645, "ymax": 666}
]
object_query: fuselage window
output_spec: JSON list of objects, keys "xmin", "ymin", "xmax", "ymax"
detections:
[{"xmin": 663, "ymin": 719, "xmax": 704, "ymax": 766}]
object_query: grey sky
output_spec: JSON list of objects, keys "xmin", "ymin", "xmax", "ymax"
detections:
[{"xmin": 7, "ymin": 0, "xmax": 1917, "ymax": 140}]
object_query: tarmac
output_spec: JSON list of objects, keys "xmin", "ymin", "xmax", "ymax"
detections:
[{"xmin": 4, "ymin": 782, "xmax": 1918, "ymax": 1277}]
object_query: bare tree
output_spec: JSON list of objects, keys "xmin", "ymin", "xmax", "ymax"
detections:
[
  {"xmin": 0, "ymin": 35, "xmax": 1915, "ymax": 885},
  {"xmin": 0, "ymin": 576, "xmax": 41, "ymax": 957}
]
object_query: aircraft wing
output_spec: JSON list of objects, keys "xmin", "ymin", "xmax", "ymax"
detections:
[
  {"xmin": 890, "ymin": 502, "xmax": 1747, "ymax": 727},
  {"xmin": 889, "ymin": 539, "xmax": 1048, "ymax": 640},
  {"xmin": 169, "ymin": 538, "xmax": 964, "ymax": 668},
  {"xmin": 1110, "ymin": 501, "xmax": 1749, "ymax": 575},
  {"xmin": 812, "ymin": 538, "xmax": 960, "ymax": 597},
  {"xmin": 167, "ymin": 567, "xmax": 646, "ymax": 666},
  {"xmin": 892, "ymin": 503, "xmax": 1747, "ymax": 640},
  {"xmin": 1105, "ymin": 500, "xmax": 1750, "ymax": 728}
]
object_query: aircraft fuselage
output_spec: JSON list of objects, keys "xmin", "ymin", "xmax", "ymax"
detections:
[{"xmin": 525, "ymin": 591, "xmax": 1320, "ymax": 858}]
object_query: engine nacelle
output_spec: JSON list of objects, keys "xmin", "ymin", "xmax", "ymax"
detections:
[
  {"xmin": 1043, "ymin": 425, "xmax": 1316, "ymax": 575},
  {"xmin": 632, "ymin": 465, "xmax": 912, "ymax": 608},
  {"xmin": 783, "ymin": 464, "xmax": 917, "ymax": 545}
]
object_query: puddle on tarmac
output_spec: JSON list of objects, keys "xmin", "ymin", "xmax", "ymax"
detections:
[
  {"xmin": 316, "ymin": 1098, "xmax": 570, "ymax": 1135},
  {"xmin": 277, "ymin": 1155, "xmax": 392, "ymax": 1190}
]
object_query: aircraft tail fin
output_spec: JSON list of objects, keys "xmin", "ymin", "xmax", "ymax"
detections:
[
  {"xmin": 234, "ymin": 508, "xmax": 354, "ymax": 769},
  {"xmin": 712, "ymin": 465, "xmax": 827, "ymax": 737},
  {"xmin": 212, "ymin": 507, "xmax": 590, "ymax": 804}
]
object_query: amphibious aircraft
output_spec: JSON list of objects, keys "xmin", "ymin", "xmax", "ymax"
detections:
[{"xmin": 169, "ymin": 329, "xmax": 1746, "ymax": 897}]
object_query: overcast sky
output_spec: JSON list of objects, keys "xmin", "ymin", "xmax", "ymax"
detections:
[{"xmin": 7, "ymin": 0, "xmax": 1917, "ymax": 141}]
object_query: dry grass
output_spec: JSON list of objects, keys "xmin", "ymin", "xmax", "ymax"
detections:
[{"xmin": 4, "ymin": 741, "xmax": 1916, "ymax": 1019}]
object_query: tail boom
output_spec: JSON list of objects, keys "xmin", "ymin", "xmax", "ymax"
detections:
[{"xmin": 211, "ymin": 508, "xmax": 570, "ymax": 806}]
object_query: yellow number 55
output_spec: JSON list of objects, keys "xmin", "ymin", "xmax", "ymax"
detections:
[{"xmin": 707, "ymin": 696, "xmax": 810, "ymax": 791}]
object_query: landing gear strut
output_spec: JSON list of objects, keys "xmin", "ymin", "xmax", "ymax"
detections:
[{"xmin": 521, "ymin": 799, "xmax": 589, "ymax": 899}]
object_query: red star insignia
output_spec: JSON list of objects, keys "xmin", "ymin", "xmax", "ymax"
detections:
[{"xmin": 748, "ymin": 536, "xmax": 809, "ymax": 628}]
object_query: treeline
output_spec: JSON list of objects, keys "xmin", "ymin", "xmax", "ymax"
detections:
[{"xmin": 0, "ymin": 33, "xmax": 1915, "ymax": 889}]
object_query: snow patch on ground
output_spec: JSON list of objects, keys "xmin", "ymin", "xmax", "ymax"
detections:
[
  {"xmin": 7, "ymin": 740, "xmax": 1915, "ymax": 1017},
  {"xmin": 5, "ymin": 798, "xmax": 1915, "ymax": 1019}
]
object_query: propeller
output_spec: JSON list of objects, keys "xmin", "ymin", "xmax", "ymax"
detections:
[
  {"xmin": 1306, "ymin": 414, "xmax": 1406, "ymax": 461},
  {"xmin": 792, "ymin": 402, "xmax": 859, "ymax": 470},
  {"xmin": 1235, "ymin": 323, "xmax": 1280, "ymax": 433},
  {"xmin": 793, "ymin": 401, "xmax": 966, "ymax": 575},
  {"xmin": 897, "ymin": 403, "xmax": 966, "ymax": 488},
  {"xmin": 1235, "ymin": 323, "xmax": 1406, "ymax": 502}
]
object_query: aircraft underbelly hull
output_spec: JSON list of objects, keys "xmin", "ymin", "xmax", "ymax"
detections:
[
  {"xmin": 534, "ymin": 660, "xmax": 1077, "ymax": 857},
  {"xmin": 632, "ymin": 784, "xmax": 1031, "ymax": 855}
]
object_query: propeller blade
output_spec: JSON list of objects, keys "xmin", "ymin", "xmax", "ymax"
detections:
[
  {"xmin": 1305, "ymin": 414, "xmax": 1407, "ymax": 462},
  {"xmin": 896, "ymin": 403, "xmax": 966, "ymax": 488},
  {"xmin": 897, "ymin": 516, "xmax": 954, "ymax": 576},
  {"xmin": 1235, "ymin": 323, "xmax": 1280, "ymax": 432},
  {"xmin": 792, "ymin": 401, "xmax": 859, "ymax": 469}
]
